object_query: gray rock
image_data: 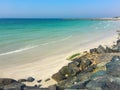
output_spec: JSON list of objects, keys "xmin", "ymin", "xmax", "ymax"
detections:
[
  {"xmin": 59, "ymin": 66, "xmax": 71, "ymax": 77},
  {"xmin": 111, "ymin": 56, "xmax": 120, "ymax": 62},
  {"xmin": 52, "ymin": 72, "xmax": 66, "ymax": 82},
  {"xmin": 103, "ymin": 81, "xmax": 120, "ymax": 90},
  {"xmin": 68, "ymin": 61, "xmax": 80, "ymax": 68},
  {"xmin": 102, "ymin": 76, "xmax": 120, "ymax": 90},
  {"xmin": 90, "ymin": 48, "xmax": 97, "ymax": 53},
  {"xmin": 59, "ymin": 62, "xmax": 80, "ymax": 78},
  {"xmin": 84, "ymin": 65, "xmax": 96, "ymax": 73},
  {"xmin": 91, "ymin": 70, "xmax": 106, "ymax": 79},
  {"xmin": 27, "ymin": 77, "xmax": 35, "ymax": 82},
  {"xmin": 0, "ymin": 78, "xmax": 17, "ymax": 86},
  {"xmin": 105, "ymin": 47, "xmax": 113, "ymax": 53},
  {"xmin": 86, "ymin": 76, "xmax": 120, "ymax": 90},
  {"xmin": 3, "ymin": 82, "xmax": 25, "ymax": 90},
  {"xmin": 57, "ymin": 75, "xmax": 82, "ymax": 89},
  {"xmin": 70, "ymin": 80, "xmax": 90, "ymax": 89},
  {"xmin": 68, "ymin": 62, "xmax": 80, "ymax": 76},
  {"xmin": 106, "ymin": 56, "xmax": 120, "ymax": 77},
  {"xmin": 79, "ymin": 57, "xmax": 92, "ymax": 71},
  {"xmin": 48, "ymin": 85, "xmax": 58, "ymax": 90},
  {"xmin": 86, "ymin": 76, "xmax": 108, "ymax": 89},
  {"xmin": 96, "ymin": 45, "xmax": 106, "ymax": 53}
]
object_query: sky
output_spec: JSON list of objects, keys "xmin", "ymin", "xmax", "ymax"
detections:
[{"xmin": 0, "ymin": 0, "xmax": 120, "ymax": 18}]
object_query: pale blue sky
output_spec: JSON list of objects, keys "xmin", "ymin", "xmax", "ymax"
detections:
[{"xmin": 0, "ymin": 0, "xmax": 120, "ymax": 18}]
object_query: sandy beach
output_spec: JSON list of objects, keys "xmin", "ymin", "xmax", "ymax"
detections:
[
  {"xmin": 0, "ymin": 0, "xmax": 120, "ymax": 89},
  {"xmin": 0, "ymin": 33, "xmax": 117, "ymax": 87}
]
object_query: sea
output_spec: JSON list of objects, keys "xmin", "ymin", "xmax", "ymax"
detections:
[{"xmin": 0, "ymin": 19, "xmax": 120, "ymax": 68}]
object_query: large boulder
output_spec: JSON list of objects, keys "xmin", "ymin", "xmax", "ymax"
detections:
[
  {"xmin": 59, "ymin": 66, "xmax": 71, "ymax": 77},
  {"xmin": 0, "ymin": 78, "xmax": 25, "ymax": 90},
  {"xmin": 96, "ymin": 45, "xmax": 106, "ymax": 54},
  {"xmin": 3, "ymin": 83, "xmax": 25, "ymax": 90},
  {"xmin": 67, "ymin": 62, "xmax": 80, "ymax": 76},
  {"xmin": 106, "ymin": 56, "xmax": 120, "ymax": 77},
  {"xmin": 86, "ymin": 76, "xmax": 106, "ymax": 89},
  {"xmin": 52, "ymin": 56, "xmax": 93, "ymax": 83},
  {"xmin": 0, "ymin": 78, "xmax": 17, "ymax": 86},
  {"xmin": 105, "ymin": 46, "xmax": 113, "ymax": 53},
  {"xmin": 52, "ymin": 72, "xmax": 66, "ymax": 82}
]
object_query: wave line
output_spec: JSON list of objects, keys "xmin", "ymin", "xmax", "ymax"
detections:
[{"xmin": 0, "ymin": 45, "xmax": 38, "ymax": 56}]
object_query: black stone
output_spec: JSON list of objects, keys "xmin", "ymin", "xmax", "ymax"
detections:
[
  {"xmin": 37, "ymin": 80, "xmax": 42, "ymax": 83},
  {"xmin": 26, "ymin": 77, "xmax": 35, "ymax": 82}
]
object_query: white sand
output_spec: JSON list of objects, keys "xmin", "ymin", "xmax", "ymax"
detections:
[{"xmin": 0, "ymin": 34, "xmax": 118, "ymax": 87}]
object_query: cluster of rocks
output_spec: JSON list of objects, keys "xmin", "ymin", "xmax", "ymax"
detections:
[
  {"xmin": 50, "ymin": 38, "xmax": 120, "ymax": 90},
  {"xmin": 0, "ymin": 77, "xmax": 52, "ymax": 90},
  {"xmin": 90, "ymin": 39, "xmax": 120, "ymax": 54},
  {"xmin": 0, "ymin": 37, "xmax": 120, "ymax": 90},
  {"xmin": 50, "ymin": 56, "xmax": 120, "ymax": 90},
  {"xmin": 18, "ymin": 77, "xmax": 35, "ymax": 83},
  {"xmin": 0, "ymin": 77, "xmax": 41, "ymax": 90}
]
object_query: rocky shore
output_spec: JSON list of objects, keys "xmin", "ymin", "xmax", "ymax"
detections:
[{"xmin": 0, "ymin": 34, "xmax": 120, "ymax": 90}]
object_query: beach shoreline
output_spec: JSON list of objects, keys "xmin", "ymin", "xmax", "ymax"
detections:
[{"xmin": 0, "ymin": 32, "xmax": 118, "ymax": 87}]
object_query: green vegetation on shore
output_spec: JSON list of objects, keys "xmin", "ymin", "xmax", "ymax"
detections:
[{"xmin": 67, "ymin": 53, "xmax": 80, "ymax": 60}]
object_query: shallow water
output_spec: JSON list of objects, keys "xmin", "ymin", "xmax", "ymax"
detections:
[{"xmin": 0, "ymin": 19, "xmax": 120, "ymax": 67}]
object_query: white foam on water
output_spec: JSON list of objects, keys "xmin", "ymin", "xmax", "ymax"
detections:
[
  {"xmin": 0, "ymin": 45, "xmax": 38, "ymax": 56},
  {"xmin": 40, "ymin": 35, "xmax": 72, "ymax": 46},
  {"xmin": 60, "ymin": 35, "xmax": 72, "ymax": 41},
  {"xmin": 0, "ymin": 35, "xmax": 72, "ymax": 56}
]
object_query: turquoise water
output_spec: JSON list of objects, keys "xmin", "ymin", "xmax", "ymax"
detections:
[{"xmin": 0, "ymin": 19, "xmax": 120, "ymax": 67}]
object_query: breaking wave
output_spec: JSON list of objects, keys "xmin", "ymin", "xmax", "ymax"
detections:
[
  {"xmin": 0, "ymin": 45, "xmax": 38, "ymax": 56},
  {"xmin": 0, "ymin": 35, "xmax": 72, "ymax": 56}
]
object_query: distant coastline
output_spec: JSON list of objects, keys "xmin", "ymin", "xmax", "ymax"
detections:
[
  {"xmin": 0, "ymin": 17, "xmax": 120, "ymax": 20},
  {"xmin": 62, "ymin": 17, "xmax": 120, "ymax": 20}
]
